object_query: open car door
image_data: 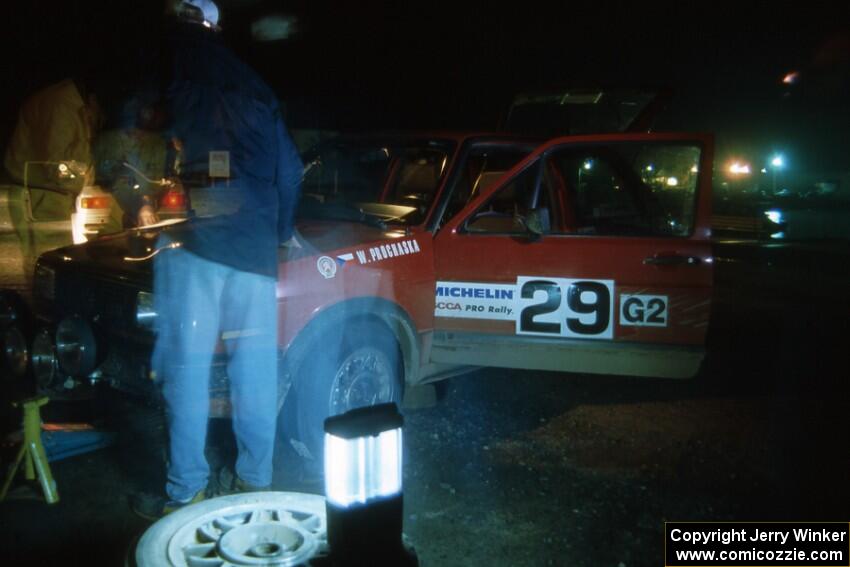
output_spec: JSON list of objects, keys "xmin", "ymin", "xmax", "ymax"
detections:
[{"xmin": 430, "ymin": 132, "xmax": 713, "ymax": 379}]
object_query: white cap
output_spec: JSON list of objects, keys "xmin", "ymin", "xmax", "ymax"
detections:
[{"xmin": 176, "ymin": 0, "xmax": 220, "ymax": 28}]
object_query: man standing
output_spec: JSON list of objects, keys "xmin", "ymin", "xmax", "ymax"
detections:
[
  {"xmin": 3, "ymin": 77, "xmax": 103, "ymax": 287},
  {"xmin": 133, "ymin": 0, "xmax": 302, "ymax": 518},
  {"xmin": 4, "ymin": 77, "xmax": 101, "ymax": 192}
]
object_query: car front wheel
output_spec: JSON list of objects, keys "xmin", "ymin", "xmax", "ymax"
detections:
[{"xmin": 290, "ymin": 319, "xmax": 403, "ymax": 471}]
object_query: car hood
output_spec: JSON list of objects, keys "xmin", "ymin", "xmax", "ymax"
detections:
[
  {"xmin": 503, "ymin": 87, "xmax": 671, "ymax": 137},
  {"xmin": 38, "ymin": 217, "xmax": 419, "ymax": 284},
  {"xmin": 294, "ymin": 219, "xmax": 415, "ymax": 254}
]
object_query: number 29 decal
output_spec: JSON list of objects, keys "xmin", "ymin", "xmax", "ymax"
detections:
[{"xmin": 517, "ymin": 277, "xmax": 614, "ymax": 339}]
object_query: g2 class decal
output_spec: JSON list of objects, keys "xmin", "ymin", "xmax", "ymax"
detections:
[
  {"xmin": 436, "ymin": 279, "xmax": 670, "ymax": 339},
  {"xmin": 619, "ymin": 294, "xmax": 668, "ymax": 327}
]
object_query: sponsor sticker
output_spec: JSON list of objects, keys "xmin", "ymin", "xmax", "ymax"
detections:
[
  {"xmin": 437, "ymin": 280, "xmax": 670, "ymax": 335},
  {"xmin": 435, "ymin": 282, "xmax": 516, "ymax": 320},
  {"xmin": 354, "ymin": 239, "xmax": 421, "ymax": 265},
  {"xmin": 336, "ymin": 253, "xmax": 355, "ymax": 266},
  {"xmin": 316, "ymin": 256, "xmax": 337, "ymax": 279}
]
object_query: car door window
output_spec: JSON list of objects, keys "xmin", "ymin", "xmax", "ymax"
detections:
[
  {"xmin": 463, "ymin": 157, "xmax": 569, "ymax": 234},
  {"xmin": 442, "ymin": 147, "xmax": 532, "ymax": 222},
  {"xmin": 551, "ymin": 143, "xmax": 701, "ymax": 237},
  {"xmin": 463, "ymin": 141, "xmax": 701, "ymax": 237},
  {"xmin": 464, "ymin": 161, "xmax": 549, "ymax": 233}
]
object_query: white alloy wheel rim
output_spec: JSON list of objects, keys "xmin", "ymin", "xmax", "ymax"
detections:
[
  {"xmin": 136, "ymin": 492, "xmax": 327, "ymax": 567},
  {"xmin": 329, "ymin": 346, "xmax": 395, "ymax": 415}
]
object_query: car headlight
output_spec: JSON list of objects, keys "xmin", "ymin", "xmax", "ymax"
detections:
[
  {"xmin": 136, "ymin": 291, "xmax": 157, "ymax": 330},
  {"xmin": 56, "ymin": 316, "xmax": 98, "ymax": 377}
]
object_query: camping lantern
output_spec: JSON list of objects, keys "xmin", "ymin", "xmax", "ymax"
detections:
[{"xmin": 323, "ymin": 403, "xmax": 417, "ymax": 565}]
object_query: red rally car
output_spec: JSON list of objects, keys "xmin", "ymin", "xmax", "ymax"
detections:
[{"xmin": 6, "ymin": 130, "xmax": 714, "ymax": 462}]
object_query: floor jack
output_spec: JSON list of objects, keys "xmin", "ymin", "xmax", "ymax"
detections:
[{"xmin": 1, "ymin": 395, "xmax": 117, "ymax": 505}]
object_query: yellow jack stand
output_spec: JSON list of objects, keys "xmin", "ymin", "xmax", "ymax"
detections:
[{"xmin": 0, "ymin": 396, "xmax": 59, "ymax": 504}]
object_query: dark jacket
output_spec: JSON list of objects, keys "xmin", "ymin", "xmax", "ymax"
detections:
[{"xmin": 154, "ymin": 22, "xmax": 302, "ymax": 277}]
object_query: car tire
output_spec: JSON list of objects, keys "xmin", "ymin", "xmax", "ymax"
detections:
[{"xmin": 290, "ymin": 318, "xmax": 403, "ymax": 471}]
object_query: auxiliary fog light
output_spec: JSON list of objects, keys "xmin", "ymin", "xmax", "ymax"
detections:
[
  {"xmin": 324, "ymin": 403, "xmax": 418, "ymax": 565},
  {"xmin": 31, "ymin": 328, "xmax": 58, "ymax": 390},
  {"xmin": 56, "ymin": 317, "xmax": 98, "ymax": 377}
]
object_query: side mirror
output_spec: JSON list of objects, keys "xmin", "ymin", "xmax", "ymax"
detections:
[{"xmin": 525, "ymin": 207, "xmax": 552, "ymax": 236}]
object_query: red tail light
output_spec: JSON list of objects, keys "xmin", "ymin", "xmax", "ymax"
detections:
[
  {"xmin": 80, "ymin": 196, "xmax": 111, "ymax": 209},
  {"xmin": 160, "ymin": 191, "xmax": 186, "ymax": 209}
]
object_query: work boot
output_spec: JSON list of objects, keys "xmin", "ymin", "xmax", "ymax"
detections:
[
  {"xmin": 131, "ymin": 489, "xmax": 205, "ymax": 521},
  {"xmin": 234, "ymin": 476, "xmax": 270, "ymax": 492},
  {"xmin": 216, "ymin": 466, "xmax": 270, "ymax": 494}
]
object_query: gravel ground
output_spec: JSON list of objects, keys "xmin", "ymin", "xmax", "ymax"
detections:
[{"xmin": 1, "ymin": 325, "xmax": 846, "ymax": 566}]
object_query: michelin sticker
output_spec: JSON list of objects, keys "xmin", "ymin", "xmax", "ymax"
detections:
[
  {"xmin": 354, "ymin": 239, "xmax": 421, "ymax": 265},
  {"xmin": 436, "ymin": 282, "xmax": 516, "ymax": 320},
  {"xmin": 437, "ymin": 279, "xmax": 672, "ymax": 338}
]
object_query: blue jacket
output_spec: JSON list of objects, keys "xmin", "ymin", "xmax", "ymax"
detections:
[{"xmin": 156, "ymin": 23, "xmax": 302, "ymax": 277}]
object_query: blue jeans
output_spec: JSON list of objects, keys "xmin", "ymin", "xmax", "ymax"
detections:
[{"xmin": 152, "ymin": 235, "xmax": 278, "ymax": 501}]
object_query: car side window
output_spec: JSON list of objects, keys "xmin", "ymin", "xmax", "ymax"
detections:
[
  {"xmin": 561, "ymin": 152, "xmax": 644, "ymax": 235},
  {"xmin": 442, "ymin": 147, "xmax": 532, "ymax": 224},
  {"xmin": 550, "ymin": 143, "xmax": 701, "ymax": 237},
  {"xmin": 385, "ymin": 151, "xmax": 446, "ymax": 204},
  {"xmin": 465, "ymin": 161, "xmax": 557, "ymax": 234}
]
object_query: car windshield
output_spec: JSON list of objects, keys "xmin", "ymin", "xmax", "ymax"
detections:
[{"xmin": 298, "ymin": 138, "xmax": 456, "ymax": 226}]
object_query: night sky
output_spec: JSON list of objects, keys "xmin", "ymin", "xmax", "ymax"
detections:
[{"xmin": 4, "ymin": 1, "xmax": 850, "ymax": 173}]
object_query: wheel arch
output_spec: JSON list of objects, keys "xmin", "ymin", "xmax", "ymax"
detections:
[{"xmin": 278, "ymin": 296, "xmax": 420, "ymax": 401}]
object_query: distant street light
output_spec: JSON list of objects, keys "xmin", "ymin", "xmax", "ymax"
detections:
[
  {"xmin": 578, "ymin": 159, "xmax": 593, "ymax": 186},
  {"xmin": 728, "ymin": 161, "xmax": 751, "ymax": 175},
  {"xmin": 770, "ymin": 155, "xmax": 784, "ymax": 192}
]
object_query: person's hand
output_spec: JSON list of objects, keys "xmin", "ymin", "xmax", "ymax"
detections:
[
  {"xmin": 163, "ymin": 177, "xmax": 184, "ymax": 191},
  {"xmin": 137, "ymin": 205, "xmax": 159, "ymax": 227}
]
